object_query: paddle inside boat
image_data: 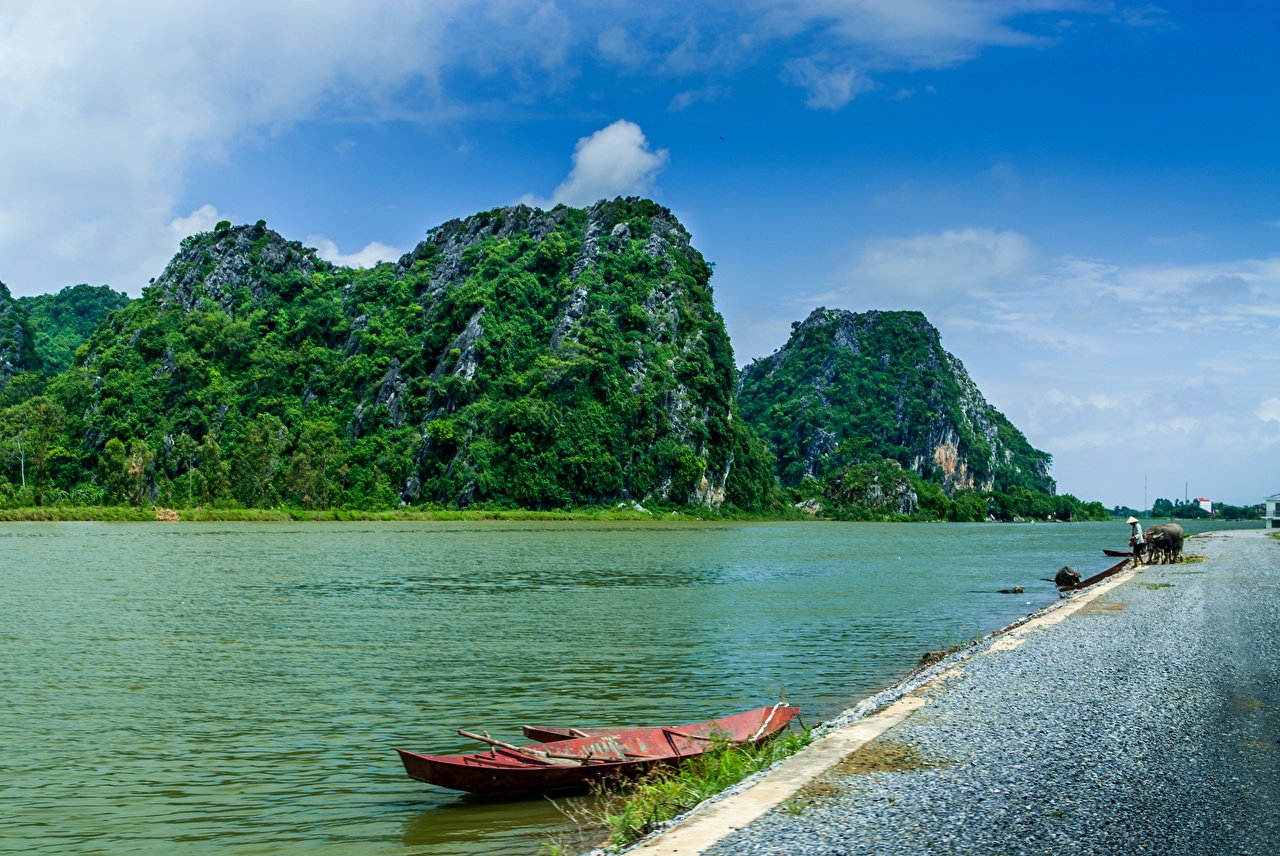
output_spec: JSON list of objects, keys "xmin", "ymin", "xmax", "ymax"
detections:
[{"xmin": 395, "ymin": 703, "xmax": 800, "ymax": 797}]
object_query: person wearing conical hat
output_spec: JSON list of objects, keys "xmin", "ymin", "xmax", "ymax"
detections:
[{"xmin": 1126, "ymin": 516, "xmax": 1145, "ymax": 562}]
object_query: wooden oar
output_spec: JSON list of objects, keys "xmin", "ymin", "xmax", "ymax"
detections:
[
  {"xmin": 458, "ymin": 730, "xmax": 582, "ymax": 767},
  {"xmin": 459, "ymin": 730, "xmax": 651, "ymax": 764}
]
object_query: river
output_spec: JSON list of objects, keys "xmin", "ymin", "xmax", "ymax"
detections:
[{"xmin": 0, "ymin": 518, "xmax": 1256, "ymax": 855}]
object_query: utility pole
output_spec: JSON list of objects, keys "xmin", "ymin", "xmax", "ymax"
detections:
[
  {"xmin": 1144, "ymin": 472, "xmax": 1148, "ymax": 516},
  {"xmin": 16, "ymin": 434, "xmax": 24, "ymax": 489}
]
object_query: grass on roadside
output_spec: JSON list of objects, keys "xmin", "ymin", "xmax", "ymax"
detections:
[{"xmin": 551, "ymin": 728, "xmax": 814, "ymax": 849}]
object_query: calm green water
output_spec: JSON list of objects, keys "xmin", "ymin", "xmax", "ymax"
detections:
[{"xmin": 0, "ymin": 518, "xmax": 1255, "ymax": 855}]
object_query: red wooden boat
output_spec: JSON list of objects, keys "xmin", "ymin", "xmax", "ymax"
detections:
[
  {"xmin": 396, "ymin": 704, "xmax": 800, "ymax": 797},
  {"xmin": 1102, "ymin": 549, "xmax": 1134, "ymax": 557}
]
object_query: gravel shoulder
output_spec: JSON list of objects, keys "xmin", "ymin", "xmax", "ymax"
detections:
[{"xmin": 693, "ymin": 529, "xmax": 1280, "ymax": 856}]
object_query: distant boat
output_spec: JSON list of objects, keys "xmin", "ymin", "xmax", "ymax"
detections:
[
  {"xmin": 396, "ymin": 704, "xmax": 801, "ymax": 797},
  {"xmin": 1102, "ymin": 549, "xmax": 1134, "ymax": 557}
]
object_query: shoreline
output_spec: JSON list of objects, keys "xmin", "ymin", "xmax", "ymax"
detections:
[
  {"xmin": 0, "ymin": 505, "xmax": 793, "ymax": 523},
  {"xmin": 625, "ymin": 529, "xmax": 1277, "ymax": 856},
  {"xmin": 0, "ymin": 505, "xmax": 1253, "ymax": 526},
  {"xmin": 606, "ymin": 557, "xmax": 1143, "ymax": 856}
]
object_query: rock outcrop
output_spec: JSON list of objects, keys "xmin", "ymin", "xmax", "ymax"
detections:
[
  {"xmin": 823, "ymin": 460, "xmax": 920, "ymax": 516},
  {"xmin": 737, "ymin": 307, "xmax": 1055, "ymax": 496},
  {"xmin": 155, "ymin": 221, "xmax": 319, "ymax": 315},
  {"xmin": 0, "ymin": 281, "xmax": 40, "ymax": 393}
]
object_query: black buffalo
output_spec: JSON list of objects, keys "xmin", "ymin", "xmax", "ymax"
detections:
[{"xmin": 1143, "ymin": 523, "xmax": 1185, "ymax": 564}]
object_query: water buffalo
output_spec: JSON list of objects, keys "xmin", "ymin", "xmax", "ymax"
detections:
[
  {"xmin": 1055, "ymin": 566, "xmax": 1082, "ymax": 586},
  {"xmin": 1143, "ymin": 523, "xmax": 1185, "ymax": 564}
]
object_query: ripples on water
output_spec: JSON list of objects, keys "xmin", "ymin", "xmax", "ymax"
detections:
[{"xmin": 0, "ymin": 519, "xmax": 1253, "ymax": 855}]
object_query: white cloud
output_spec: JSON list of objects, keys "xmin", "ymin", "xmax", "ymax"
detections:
[
  {"xmin": 0, "ymin": 0, "xmax": 496, "ymax": 296},
  {"xmin": 597, "ymin": 25, "xmax": 646, "ymax": 68},
  {"xmin": 669, "ymin": 84, "xmax": 728, "ymax": 111},
  {"xmin": 846, "ymin": 227, "xmax": 1035, "ymax": 297},
  {"xmin": 759, "ymin": 0, "xmax": 1058, "ymax": 66},
  {"xmin": 1112, "ymin": 5, "xmax": 1171, "ymax": 27},
  {"xmin": 523, "ymin": 120, "xmax": 670, "ymax": 209},
  {"xmin": 756, "ymin": 0, "xmax": 1111, "ymax": 107},
  {"xmin": 782, "ymin": 58, "xmax": 874, "ymax": 109},
  {"xmin": 1046, "ymin": 256, "xmax": 1279, "ymax": 310},
  {"xmin": 169, "ymin": 205, "xmax": 225, "ymax": 245},
  {"xmin": 945, "ymin": 251, "xmax": 1280, "ymax": 504},
  {"xmin": 308, "ymin": 237, "xmax": 408, "ymax": 270}
]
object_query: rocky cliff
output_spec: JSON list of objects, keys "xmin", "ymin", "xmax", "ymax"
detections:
[
  {"xmin": 0, "ymin": 281, "xmax": 40, "ymax": 395},
  {"xmin": 737, "ymin": 307, "xmax": 1054, "ymax": 496},
  {"xmin": 47, "ymin": 200, "xmax": 774, "ymax": 510}
]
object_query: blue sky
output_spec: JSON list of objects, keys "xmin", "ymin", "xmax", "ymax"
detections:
[{"xmin": 1, "ymin": 1, "xmax": 1276, "ymax": 506}]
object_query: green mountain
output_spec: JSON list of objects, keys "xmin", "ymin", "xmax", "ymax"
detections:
[
  {"xmin": 17, "ymin": 284, "xmax": 131, "ymax": 374},
  {"xmin": 737, "ymin": 307, "xmax": 1055, "ymax": 497},
  {"xmin": 1, "ymin": 206, "xmax": 1101, "ymax": 520},
  {"xmin": 14, "ymin": 201, "xmax": 774, "ymax": 510}
]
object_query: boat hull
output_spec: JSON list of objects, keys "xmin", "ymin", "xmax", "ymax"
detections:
[
  {"xmin": 396, "ymin": 748, "xmax": 667, "ymax": 797},
  {"xmin": 398, "ymin": 704, "xmax": 800, "ymax": 797}
]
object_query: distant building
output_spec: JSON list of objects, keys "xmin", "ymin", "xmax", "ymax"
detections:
[
  {"xmin": 1266, "ymin": 494, "xmax": 1280, "ymax": 530},
  {"xmin": 1196, "ymin": 497, "xmax": 1213, "ymax": 513}
]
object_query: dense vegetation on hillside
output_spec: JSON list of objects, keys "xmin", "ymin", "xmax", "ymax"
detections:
[
  {"xmin": 737, "ymin": 307, "xmax": 1104, "ymax": 521},
  {"xmin": 17, "ymin": 284, "xmax": 131, "ymax": 374},
  {"xmin": 786, "ymin": 458, "xmax": 1106, "ymax": 522},
  {"xmin": 0, "ymin": 203, "xmax": 776, "ymax": 512},
  {"xmin": 739, "ymin": 308, "xmax": 1054, "ymax": 494}
]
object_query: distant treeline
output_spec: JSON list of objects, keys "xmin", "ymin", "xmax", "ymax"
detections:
[{"xmin": 1110, "ymin": 500, "xmax": 1260, "ymax": 520}]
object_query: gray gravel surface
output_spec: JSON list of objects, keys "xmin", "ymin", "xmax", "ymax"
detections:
[{"xmin": 701, "ymin": 529, "xmax": 1280, "ymax": 856}]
